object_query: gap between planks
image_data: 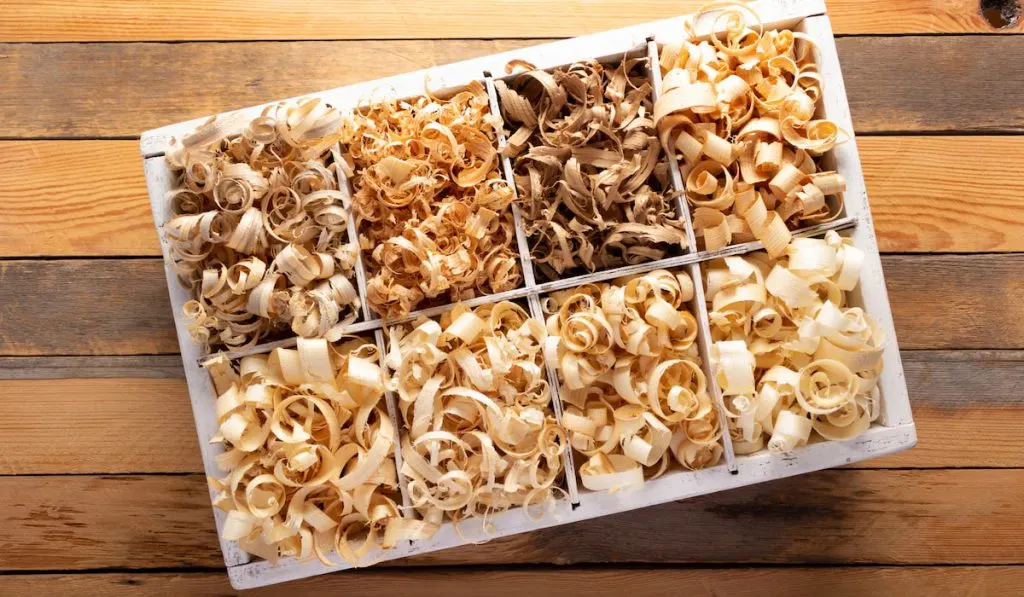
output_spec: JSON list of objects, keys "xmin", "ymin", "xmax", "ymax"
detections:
[{"xmin": 0, "ymin": 567, "xmax": 1023, "ymax": 597}]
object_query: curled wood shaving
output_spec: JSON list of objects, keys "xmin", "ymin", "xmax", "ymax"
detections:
[
  {"xmin": 384, "ymin": 301, "xmax": 565, "ymax": 526},
  {"xmin": 654, "ymin": 7, "xmax": 849, "ymax": 256},
  {"xmin": 165, "ymin": 99, "xmax": 361, "ymax": 352},
  {"xmin": 543, "ymin": 270, "xmax": 723, "ymax": 492},
  {"xmin": 497, "ymin": 59, "xmax": 687, "ymax": 281},
  {"xmin": 341, "ymin": 82, "xmax": 522, "ymax": 319},
  {"xmin": 204, "ymin": 337, "xmax": 435, "ymax": 566},
  {"xmin": 705, "ymin": 231, "xmax": 883, "ymax": 454}
]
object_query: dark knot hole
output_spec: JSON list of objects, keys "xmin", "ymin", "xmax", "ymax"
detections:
[{"xmin": 981, "ymin": 0, "xmax": 1020, "ymax": 28}]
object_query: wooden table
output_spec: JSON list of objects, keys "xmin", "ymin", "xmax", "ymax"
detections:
[{"xmin": 1, "ymin": 1, "xmax": 1022, "ymax": 594}]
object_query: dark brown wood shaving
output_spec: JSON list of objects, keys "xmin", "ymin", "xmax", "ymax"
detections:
[{"xmin": 496, "ymin": 58, "xmax": 687, "ymax": 282}]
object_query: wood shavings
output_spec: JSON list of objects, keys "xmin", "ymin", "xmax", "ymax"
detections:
[
  {"xmin": 385, "ymin": 301, "xmax": 565, "ymax": 525},
  {"xmin": 497, "ymin": 59, "xmax": 687, "ymax": 281},
  {"xmin": 543, "ymin": 270, "xmax": 723, "ymax": 492},
  {"xmin": 204, "ymin": 337, "xmax": 434, "ymax": 566},
  {"xmin": 165, "ymin": 99, "xmax": 361, "ymax": 352},
  {"xmin": 654, "ymin": 8, "xmax": 849, "ymax": 256},
  {"xmin": 341, "ymin": 82, "xmax": 522, "ymax": 319},
  {"xmin": 705, "ymin": 231, "xmax": 883, "ymax": 454}
]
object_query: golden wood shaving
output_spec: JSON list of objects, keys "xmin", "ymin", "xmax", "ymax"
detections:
[
  {"xmin": 165, "ymin": 99, "xmax": 361, "ymax": 352},
  {"xmin": 497, "ymin": 59, "xmax": 688, "ymax": 281},
  {"xmin": 385, "ymin": 301, "xmax": 565, "ymax": 525},
  {"xmin": 341, "ymin": 82, "xmax": 522, "ymax": 319},
  {"xmin": 705, "ymin": 231, "xmax": 883, "ymax": 454},
  {"xmin": 654, "ymin": 8, "xmax": 849, "ymax": 256},
  {"xmin": 205, "ymin": 337, "xmax": 435, "ymax": 566},
  {"xmin": 543, "ymin": 270, "xmax": 723, "ymax": 492}
]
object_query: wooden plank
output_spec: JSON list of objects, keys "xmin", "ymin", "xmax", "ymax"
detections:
[
  {"xmin": 0, "ymin": 141, "xmax": 157, "ymax": 257},
  {"xmin": 883, "ymin": 254, "xmax": 1024, "ymax": 350},
  {"xmin": 2, "ymin": 567, "xmax": 1024, "ymax": 597},
  {"xmin": 0, "ymin": 0, "xmax": 1020, "ymax": 42},
  {"xmin": 1, "ymin": 475, "xmax": 220, "ymax": 570},
  {"xmin": 1, "ymin": 470, "xmax": 1021, "ymax": 570},
  {"xmin": 0, "ymin": 259, "xmax": 178, "ymax": 356},
  {"xmin": 1, "ymin": 255, "xmax": 1019, "ymax": 356},
  {"xmin": 1, "ymin": 37, "xmax": 1022, "ymax": 138},
  {"xmin": 0, "ymin": 378, "xmax": 201, "ymax": 474},
  {"xmin": 861, "ymin": 136, "xmax": 1024, "ymax": 253},
  {"xmin": 837, "ymin": 37, "xmax": 1024, "ymax": 133},
  {"xmin": 3, "ymin": 136, "xmax": 1024, "ymax": 258},
  {"xmin": 858, "ymin": 351, "xmax": 1024, "ymax": 468},
  {"xmin": 0, "ymin": 351, "xmax": 1018, "ymax": 474}
]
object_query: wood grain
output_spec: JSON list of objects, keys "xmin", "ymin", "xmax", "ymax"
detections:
[
  {"xmin": 837, "ymin": 37, "xmax": 1024, "ymax": 133},
  {"xmin": 860, "ymin": 136, "xmax": 1024, "ymax": 252},
  {"xmin": 0, "ymin": 355, "xmax": 184, "ymax": 379},
  {"xmin": 0, "ymin": 351, "xmax": 1018, "ymax": 474},
  {"xmin": 0, "ymin": 378, "xmax": 201, "ymax": 474},
  {"xmin": 867, "ymin": 351, "xmax": 1024, "ymax": 468},
  {"xmin": 2, "ymin": 469, "xmax": 1021, "ymax": 570},
  {"xmin": 884, "ymin": 254, "xmax": 1024, "ymax": 350},
  {"xmin": 0, "ymin": 141, "xmax": 157, "ymax": 256},
  {"xmin": 5, "ymin": 137, "xmax": 1024, "ymax": 257},
  {"xmin": 0, "ymin": 259, "xmax": 177, "ymax": 356},
  {"xmin": 2, "ymin": 567, "xmax": 1023, "ymax": 597},
  {"xmin": 1, "ymin": 0, "xmax": 1020, "ymax": 42},
  {"xmin": 1, "ymin": 37, "xmax": 1022, "ymax": 138},
  {"xmin": 2, "ymin": 255, "xmax": 1020, "ymax": 356}
]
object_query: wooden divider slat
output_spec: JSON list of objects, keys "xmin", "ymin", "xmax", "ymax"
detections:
[
  {"xmin": 3, "ymin": 137, "xmax": 1023, "ymax": 257},
  {"xmin": 1, "ymin": 470, "xmax": 1020, "ymax": 570},
  {"xmin": 1, "ymin": 255, "xmax": 1020, "ymax": 355},
  {"xmin": 0, "ymin": 0, "xmax": 1019, "ymax": 42},
  {"xmin": 1, "ymin": 37, "xmax": 1022, "ymax": 137}
]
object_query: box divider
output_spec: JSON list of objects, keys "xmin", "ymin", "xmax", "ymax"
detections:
[
  {"xmin": 374, "ymin": 328, "xmax": 416, "ymax": 518},
  {"xmin": 484, "ymin": 73, "xmax": 538, "ymax": 290},
  {"xmin": 333, "ymin": 144, "xmax": 377, "ymax": 324},
  {"xmin": 527, "ymin": 293, "xmax": 581, "ymax": 505},
  {"xmin": 688, "ymin": 261, "xmax": 737, "ymax": 471},
  {"xmin": 647, "ymin": 38, "xmax": 697, "ymax": 252}
]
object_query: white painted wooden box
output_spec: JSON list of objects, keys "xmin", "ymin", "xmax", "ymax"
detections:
[{"xmin": 140, "ymin": 0, "xmax": 915, "ymax": 588}]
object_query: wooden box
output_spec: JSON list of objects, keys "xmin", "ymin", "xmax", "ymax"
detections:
[{"xmin": 140, "ymin": 0, "xmax": 915, "ymax": 588}]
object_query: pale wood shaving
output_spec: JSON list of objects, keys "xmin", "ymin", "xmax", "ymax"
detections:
[
  {"xmin": 654, "ymin": 8, "xmax": 849, "ymax": 256},
  {"xmin": 165, "ymin": 99, "xmax": 361, "ymax": 352},
  {"xmin": 543, "ymin": 270, "xmax": 723, "ymax": 491}
]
